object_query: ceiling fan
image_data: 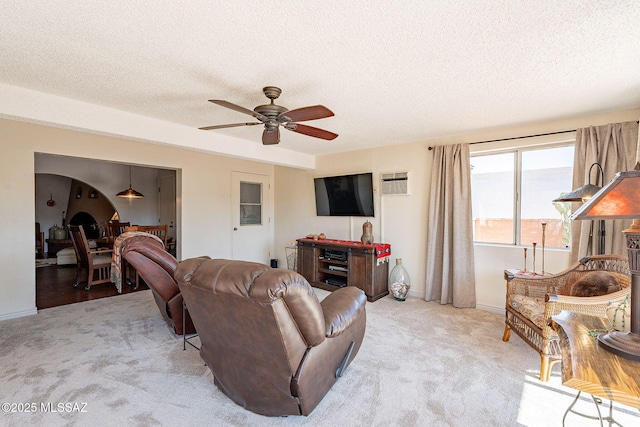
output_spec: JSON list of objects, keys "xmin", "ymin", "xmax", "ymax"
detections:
[{"xmin": 199, "ymin": 86, "xmax": 338, "ymax": 145}]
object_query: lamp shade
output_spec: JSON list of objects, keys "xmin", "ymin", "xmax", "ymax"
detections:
[
  {"xmin": 116, "ymin": 165, "xmax": 145, "ymax": 199},
  {"xmin": 570, "ymin": 170, "xmax": 640, "ymax": 220},
  {"xmin": 116, "ymin": 186, "xmax": 145, "ymax": 199},
  {"xmin": 552, "ymin": 184, "xmax": 602, "ymax": 202},
  {"xmin": 555, "ymin": 162, "xmax": 604, "ymax": 203}
]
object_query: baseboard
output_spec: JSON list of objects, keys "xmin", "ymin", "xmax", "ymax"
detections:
[
  {"xmin": 407, "ymin": 290, "xmax": 504, "ymax": 316},
  {"xmin": 407, "ymin": 289, "xmax": 425, "ymax": 299},
  {"xmin": 475, "ymin": 304, "xmax": 504, "ymax": 315},
  {"xmin": 0, "ymin": 308, "xmax": 37, "ymax": 321},
  {"xmin": 405, "ymin": 292, "xmax": 504, "ymax": 315}
]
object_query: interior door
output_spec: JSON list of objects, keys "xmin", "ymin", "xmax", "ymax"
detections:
[{"xmin": 231, "ymin": 171, "xmax": 271, "ymax": 264}]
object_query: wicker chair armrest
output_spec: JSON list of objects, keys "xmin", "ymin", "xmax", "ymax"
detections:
[
  {"xmin": 546, "ymin": 288, "xmax": 630, "ymax": 306},
  {"xmin": 541, "ymin": 288, "xmax": 630, "ymax": 338}
]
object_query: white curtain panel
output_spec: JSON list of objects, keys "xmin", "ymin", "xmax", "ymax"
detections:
[
  {"xmin": 570, "ymin": 121, "xmax": 639, "ymax": 261},
  {"xmin": 425, "ymin": 144, "xmax": 476, "ymax": 308}
]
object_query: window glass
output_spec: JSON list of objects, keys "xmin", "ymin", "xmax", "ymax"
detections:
[
  {"xmin": 471, "ymin": 153, "xmax": 515, "ymax": 244},
  {"xmin": 471, "ymin": 144, "xmax": 574, "ymax": 248},
  {"xmin": 240, "ymin": 182, "xmax": 262, "ymax": 225},
  {"xmin": 521, "ymin": 146, "xmax": 574, "ymax": 247}
]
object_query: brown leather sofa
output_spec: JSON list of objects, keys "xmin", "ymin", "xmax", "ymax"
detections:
[
  {"xmin": 174, "ymin": 258, "xmax": 367, "ymax": 417},
  {"xmin": 120, "ymin": 235, "xmax": 198, "ymax": 335}
]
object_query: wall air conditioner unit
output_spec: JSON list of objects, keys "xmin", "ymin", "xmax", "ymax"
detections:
[{"xmin": 380, "ymin": 172, "xmax": 409, "ymax": 195}]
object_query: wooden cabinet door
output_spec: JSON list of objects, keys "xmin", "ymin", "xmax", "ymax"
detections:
[
  {"xmin": 297, "ymin": 243, "xmax": 317, "ymax": 284},
  {"xmin": 347, "ymin": 252, "xmax": 368, "ymax": 293},
  {"xmin": 349, "ymin": 250, "xmax": 389, "ymax": 301}
]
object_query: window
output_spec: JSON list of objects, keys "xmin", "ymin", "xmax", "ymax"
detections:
[
  {"xmin": 471, "ymin": 145, "xmax": 574, "ymax": 248},
  {"xmin": 239, "ymin": 181, "xmax": 262, "ymax": 225}
]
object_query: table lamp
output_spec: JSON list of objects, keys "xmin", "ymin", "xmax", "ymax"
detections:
[{"xmin": 570, "ymin": 165, "xmax": 640, "ymax": 361}]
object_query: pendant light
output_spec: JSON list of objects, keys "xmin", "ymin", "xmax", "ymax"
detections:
[{"xmin": 116, "ymin": 166, "xmax": 144, "ymax": 199}]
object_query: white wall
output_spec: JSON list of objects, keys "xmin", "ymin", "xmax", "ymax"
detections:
[
  {"xmin": 0, "ymin": 118, "xmax": 274, "ymax": 320},
  {"xmin": 3, "ymin": 107, "xmax": 639, "ymax": 320},
  {"xmin": 473, "ymin": 245, "xmax": 571, "ymax": 312},
  {"xmin": 274, "ymin": 143, "xmax": 430, "ymax": 299},
  {"xmin": 274, "ymin": 108, "xmax": 640, "ymax": 311}
]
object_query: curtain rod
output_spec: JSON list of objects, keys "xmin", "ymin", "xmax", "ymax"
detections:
[
  {"xmin": 427, "ymin": 121, "xmax": 639, "ymax": 150},
  {"xmin": 427, "ymin": 129, "xmax": 576, "ymax": 150}
]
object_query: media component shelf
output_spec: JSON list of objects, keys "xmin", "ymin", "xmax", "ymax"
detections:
[{"xmin": 296, "ymin": 238, "xmax": 391, "ymax": 302}]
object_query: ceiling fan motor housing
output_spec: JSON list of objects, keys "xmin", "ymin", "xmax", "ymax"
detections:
[{"xmin": 254, "ymin": 103, "xmax": 288, "ymax": 120}]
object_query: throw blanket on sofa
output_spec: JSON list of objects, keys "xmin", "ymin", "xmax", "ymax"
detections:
[{"xmin": 110, "ymin": 231, "xmax": 163, "ymax": 292}]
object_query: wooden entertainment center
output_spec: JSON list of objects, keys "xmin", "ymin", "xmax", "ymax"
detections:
[{"xmin": 296, "ymin": 238, "xmax": 390, "ymax": 302}]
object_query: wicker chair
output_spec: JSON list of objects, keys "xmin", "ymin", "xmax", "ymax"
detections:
[{"xmin": 502, "ymin": 254, "xmax": 630, "ymax": 381}]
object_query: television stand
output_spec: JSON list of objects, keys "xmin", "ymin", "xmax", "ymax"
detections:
[{"xmin": 296, "ymin": 238, "xmax": 390, "ymax": 302}]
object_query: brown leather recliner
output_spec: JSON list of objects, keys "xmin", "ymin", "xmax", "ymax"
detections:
[
  {"xmin": 174, "ymin": 258, "xmax": 367, "ymax": 417},
  {"xmin": 120, "ymin": 235, "xmax": 199, "ymax": 335}
]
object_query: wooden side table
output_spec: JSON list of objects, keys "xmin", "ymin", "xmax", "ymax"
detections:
[{"xmin": 551, "ymin": 311, "xmax": 640, "ymax": 424}]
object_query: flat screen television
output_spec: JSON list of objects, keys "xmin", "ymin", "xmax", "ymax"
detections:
[{"xmin": 314, "ymin": 172, "xmax": 374, "ymax": 217}]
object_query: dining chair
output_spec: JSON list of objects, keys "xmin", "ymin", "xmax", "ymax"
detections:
[
  {"xmin": 136, "ymin": 224, "xmax": 169, "ymax": 247},
  {"xmin": 106, "ymin": 221, "xmax": 130, "ymax": 241},
  {"xmin": 67, "ymin": 224, "xmax": 114, "ymax": 290}
]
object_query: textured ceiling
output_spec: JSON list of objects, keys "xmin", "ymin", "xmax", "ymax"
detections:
[{"xmin": 2, "ymin": 1, "xmax": 640, "ymax": 158}]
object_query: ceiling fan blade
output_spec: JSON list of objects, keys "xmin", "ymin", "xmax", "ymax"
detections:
[
  {"xmin": 199, "ymin": 122, "xmax": 262, "ymax": 130},
  {"xmin": 262, "ymin": 128, "xmax": 280, "ymax": 145},
  {"xmin": 208, "ymin": 100, "xmax": 269, "ymax": 121},
  {"xmin": 278, "ymin": 105, "xmax": 334, "ymax": 123},
  {"xmin": 287, "ymin": 123, "xmax": 338, "ymax": 140}
]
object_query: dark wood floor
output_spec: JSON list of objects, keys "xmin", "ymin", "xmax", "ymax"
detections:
[{"xmin": 36, "ymin": 263, "xmax": 149, "ymax": 310}]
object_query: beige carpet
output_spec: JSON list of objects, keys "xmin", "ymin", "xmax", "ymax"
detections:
[{"xmin": 1, "ymin": 289, "xmax": 638, "ymax": 426}]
